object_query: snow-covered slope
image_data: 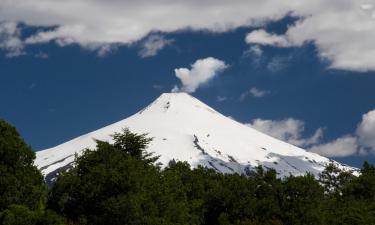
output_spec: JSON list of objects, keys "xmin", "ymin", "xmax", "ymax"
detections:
[{"xmin": 36, "ymin": 93, "xmax": 357, "ymax": 183}]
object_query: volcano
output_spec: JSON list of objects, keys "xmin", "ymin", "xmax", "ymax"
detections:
[{"xmin": 35, "ymin": 93, "xmax": 357, "ymax": 183}]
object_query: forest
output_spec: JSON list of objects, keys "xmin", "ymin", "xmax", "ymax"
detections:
[{"xmin": 1, "ymin": 118, "xmax": 375, "ymax": 225}]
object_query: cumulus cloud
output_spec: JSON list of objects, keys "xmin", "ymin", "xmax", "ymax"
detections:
[
  {"xmin": 247, "ymin": 118, "xmax": 323, "ymax": 148},
  {"xmin": 247, "ymin": 108, "xmax": 375, "ymax": 157},
  {"xmin": 245, "ymin": 2, "xmax": 375, "ymax": 72},
  {"xmin": 247, "ymin": 117, "xmax": 359, "ymax": 158},
  {"xmin": 138, "ymin": 35, "xmax": 174, "ymax": 58},
  {"xmin": 0, "ymin": 0, "xmax": 370, "ymax": 71},
  {"xmin": 240, "ymin": 87, "xmax": 270, "ymax": 101},
  {"xmin": 173, "ymin": 57, "xmax": 228, "ymax": 93},
  {"xmin": 1, "ymin": 1, "xmax": 375, "ymax": 70},
  {"xmin": 0, "ymin": 0, "xmax": 293, "ymax": 56},
  {"xmin": 356, "ymin": 109, "xmax": 375, "ymax": 152},
  {"xmin": 308, "ymin": 136, "xmax": 358, "ymax": 157},
  {"xmin": 310, "ymin": 109, "xmax": 375, "ymax": 157}
]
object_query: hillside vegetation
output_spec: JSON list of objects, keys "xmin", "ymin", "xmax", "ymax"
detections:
[{"xmin": 1, "ymin": 119, "xmax": 375, "ymax": 225}]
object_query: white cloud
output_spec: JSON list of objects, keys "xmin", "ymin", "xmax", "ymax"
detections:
[
  {"xmin": 35, "ymin": 51, "xmax": 48, "ymax": 59},
  {"xmin": 308, "ymin": 136, "xmax": 358, "ymax": 157},
  {"xmin": 245, "ymin": 29, "xmax": 290, "ymax": 47},
  {"xmin": 356, "ymin": 109, "xmax": 375, "ymax": 153},
  {"xmin": 248, "ymin": 117, "xmax": 359, "ymax": 158},
  {"xmin": 247, "ymin": 109, "xmax": 375, "ymax": 157},
  {"xmin": 0, "ymin": 22, "xmax": 25, "ymax": 57},
  {"xmin": 138, "ymin": 34, "xmax": 174, "ymax": 58},
  {"xmin": 240, "ymin": 87, "xmax": 270, "ymax": 101},
  {"xmin": 242, "ymin": 45, "xmax": 264, "ymax": 67},
  {"xmin": 306, "ymin": 108, "xmax": 375, "ymax": 157},
  {"xmin": 0, "ymin": 0, "xmax": 292, "ymax": 55},
  {"xmin": 266, "ymin": 55, "xmax": 291, "ymax": 72},
  {"xmin": 96, "ymin": 45, "xmax": 118, "ymax": 57},
  {"xmin": 249, "ymin": 87, "xmax": 269, "ymax": 97},
  {"xmin": 1, "ymin": 1, "xmax": 375, "ymax": 70},
  {"xmin": 247, "ymin": 118, "xmax": 323, "ymax": 147},
  {"xmin": 248, "ymin": 118, "xmax": 304, "ymax": 142},
  {"xmin": 173, "ymin": 57, "xmax": 228, "ymax": 93},
  {"xmin": 245, "ymin": 2, "xmax": 375, "ymax": 72},
  {"xmin": 244, "ymin": 45, "xmax": 263, "ymax": 58}
]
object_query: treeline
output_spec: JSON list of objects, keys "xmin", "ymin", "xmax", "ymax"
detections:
[{"xmin": 1, "ymin": 119, "xmax": 375, "ymax": 225}]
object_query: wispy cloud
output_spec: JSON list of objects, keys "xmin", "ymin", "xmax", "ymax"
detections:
[
  {"xmin": 240, "ymin": 87, "xmax": 270, "ymax": 101},
  {"xmin": 266, "ymin": 55, "xmax": 291, "ymax": 73},
  {"xmin": 242, "ymin": 45, "xmax": 264, "ymax": 67},
  {"xmin": 216, "ymin": 96, "xmax": 227, "ymax": 102},
  {"xmin": 35, "ymin": 52, "xmax": 48, "ymax": 59},
  {"xmin": 152, "ymin": 84, "xmax": 163, "ymax": 90},
  {"xmin": 138, "ymin": 35, "xmax": 174, "ymax": 58},
  {"xmin": 243, "ymin": 45, "xmax": 263, "ymax": 58},
  {"xmin": 28, "ymin": 83, "xmax": 37, "ymax": 89},
  {"xmin": 0, "ymin": 22, "xmax": 25, "ymax": 57}
]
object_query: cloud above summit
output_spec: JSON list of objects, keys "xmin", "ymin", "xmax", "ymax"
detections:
[
  {"xmin": 1, "ymin": 0, "xmax": 375, "ymax": 71},
  {"xmin": 173, "ymin": 57, "xmax": 228, "ymax": 93}
]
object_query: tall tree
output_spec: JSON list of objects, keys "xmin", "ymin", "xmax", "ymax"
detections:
[
  {"xmin": 49, "ymin": 129, "xmax": 190, "ymax": 225},
  {"xmin": 0, "ymin": 119, "xmax": 45, "ymax": 211},
  {"xmin": 0, "ymin": 119, "xmax": 64, "ymax": 225}
]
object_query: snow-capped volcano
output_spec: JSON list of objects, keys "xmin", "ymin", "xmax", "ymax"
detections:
[{"xmin": 36, "ymin": 93, "xmax": 357, "ymax": 183}]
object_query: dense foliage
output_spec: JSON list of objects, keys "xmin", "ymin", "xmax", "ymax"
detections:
[
  {"xmin": 2, "ymin": 120, "xmax": 375, "ymax": 224},
  {"xmin": 0, "ymin": 119, "xmax": 64, "ymax": 224}
]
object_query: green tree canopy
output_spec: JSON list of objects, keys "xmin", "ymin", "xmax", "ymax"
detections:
[
  {"xmin": 0, "ymin": 119, "xmax": 45, "ymax": 211},
  {"xmin": 0, "ymin": 119, "xmax": 65, "ymax": 225},
  {"xmin": 48, "ymin": 129, "xmax": 190, "ymax": 225}
]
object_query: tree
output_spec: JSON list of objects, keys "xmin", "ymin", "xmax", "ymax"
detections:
[
  {"xmin": 49, "ymin": 129, "xmax": 190, "ymax": 225},
  {"xmin": 280, "ymin": 174, "xmax": 324, "ymax": 225},
  {"xmin": 319, "ymin": 163, "xmax": 354, "ymax": 196},
  {"xmin": 0, "ymin": 119, "xmax": 65, "ymax": 224},
  {"xmin": 0, "ymin": 119, "xmax": 46, "ymax": 211},
  {"xmin": 344, "ymin": 161, "xmax": 375, "ymax": 200},
  {"xmin": 323, "ymin": 162, "xmax": 375, "ymax": 225},
  {"xmin": 0, "ymin": 205, "xmax": 64, "ymax": 225},
  {"xmin": 112, "ymin": 128, "xmax": 158, "ymax": 164},
  {"xmin": 248, "ymin": 166, "xmax": 282, "ymax": 223}
]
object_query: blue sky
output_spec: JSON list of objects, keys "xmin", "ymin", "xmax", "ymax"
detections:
[{"xmin": 1, "ymin": 1, "xmax": 375, "ymax": 167}]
